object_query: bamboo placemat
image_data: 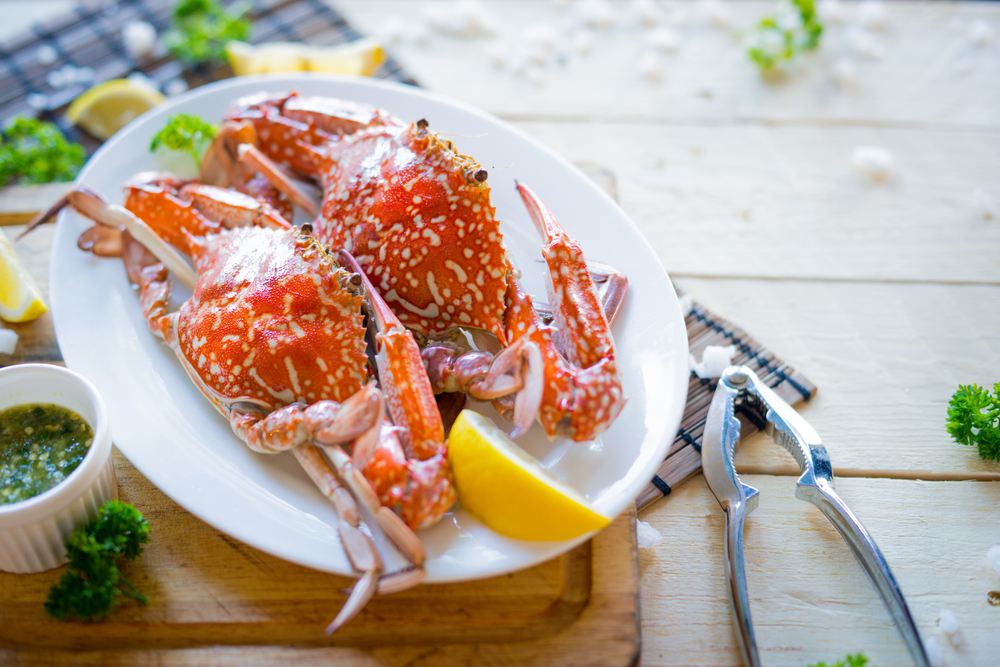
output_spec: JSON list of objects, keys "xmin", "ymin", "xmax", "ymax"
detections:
[
  {"xmin": 635, "ymin": 299, "xmax": 818, "ymax": 511},
  {"xmin": 0, "ymin": 0, "xmax": 416, "ymax": 151}
]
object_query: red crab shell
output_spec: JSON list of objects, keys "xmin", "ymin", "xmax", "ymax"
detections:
[{"xmin": 166, "ymin": 225, "xmax": 370, "ymax": 410}]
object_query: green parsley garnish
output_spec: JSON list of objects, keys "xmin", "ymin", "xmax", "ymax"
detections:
[
  {"xmin": 947, "ymin": 383, "xmax": 1000, "ymax": 462},
  {"xmin": 150, "ymin": 113, "xmax": 218, "ymax": 167},
  {"xmin": 807, "ymin": 653, "xmax": 872, "ymax": 667},
  {"xmin": 45, "ymin": 500, "xmax": 151, "ymax": 621},
  {"xmin": 747, "ymin": 0, "xmax": 824, "ymax": 72},
  {"xmin": 0, "ymin": 117, "xmax": 86, "ymax": 186},
  {"xmin": 165, "ymin": 0, "xmax": 252, "ymax": 66}
]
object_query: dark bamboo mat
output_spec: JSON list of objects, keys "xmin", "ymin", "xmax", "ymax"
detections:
[
  {"xmin": 0, "ymin": 0, "xmax": 416, "ymax": 154},
  {"xmin": 635, "ymin": 299, "xmax": 817, "ymax": 511}
]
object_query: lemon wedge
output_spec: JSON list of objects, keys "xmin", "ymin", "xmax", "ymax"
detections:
[
  {"xmin": 0, "ymin": 228, "xmax": 47, "ymax": 323},
  {"xmin": 448, "ymin": 410, "xmax": 610, "ymax": 541},
  {"xmin": 66, "ymin": 79, "xmax": 165, "ymax": 141},
  {"xmin": 226, "ymin": 38, "xmax": 385, "ymax": 77}
]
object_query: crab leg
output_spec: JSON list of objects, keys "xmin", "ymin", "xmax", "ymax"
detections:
[{"xmin": 339, "ymin": 250, "xmax": 458, "ymax": 531}]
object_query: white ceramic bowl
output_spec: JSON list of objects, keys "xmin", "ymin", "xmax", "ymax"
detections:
[{"xmin": 0, "ymin": 363, "xmax": 117, "ymax": 573}]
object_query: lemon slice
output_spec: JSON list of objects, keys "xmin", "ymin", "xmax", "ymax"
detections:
[
  {"xmin": 226, "ymin": 38, "xmax": 385, "ymax": 77},
  {"xmin": 66, "ymin": 79, "xmax": 165, "ymax": 141},
  {"xmin": 448, "ymin": 410, "xmax": 610, "ymax": 541},
  {"xmin": 0, "ymin": 228, "xmax": 47, "ymax": 323}
]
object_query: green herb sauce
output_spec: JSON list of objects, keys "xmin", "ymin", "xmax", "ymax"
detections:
[{"xmin": 0, "ymin": 403, "xmax": 93, "ymax": 505}]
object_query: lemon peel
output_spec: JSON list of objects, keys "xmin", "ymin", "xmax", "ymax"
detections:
[
  {"xmin": 0, "ymin": 228, "xmax": 47, "ymax": 323},
  {"xmin": 226, "ymin": 38, "xmax": 385, "ymax": 77},
  {"xmin": 448, "ymin": 410, "xmax": 610, "ymax": 541},
  {"xmin": 66, "ymin": 79, "xmax": 165, "ymax": 141}
]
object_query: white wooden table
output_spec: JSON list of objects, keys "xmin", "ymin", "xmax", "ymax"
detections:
[
  {"xmin": 3, "ymin": 1, "xmax": 999, "ymax": 665},
  {"xmin": 333, "ymin": 2, "xmax": 1000, "ymax": 665}
]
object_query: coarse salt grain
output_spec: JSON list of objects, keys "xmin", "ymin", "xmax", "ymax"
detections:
[
  {"xmin": 852, "ymin": 146, "xmax": 895, "ymax": 180},
  {"xmin": 122, "ymin": 20, "xmax": 157, "ymax": 59},
  {"xmin": 638, "ymin": 51, "xmax": 663, "ymax": 81},
  {"xmin": 690, "ymin": 345, "xmax": 737, "ymax": 379},
  {"xmin": 973, "ymin": 188, "xmax": 997, "ymax": 220},
  {"xmin": 988, "ymin": 544, "xmax": 1000, "ymax": 576},
  {"xmin": 830, "ymin": 59, "xmax": 857, "ymax": 89},
  {"xmin": 634, "ymin": 0, "xmax": 661, "ymax": 27},
  {"xmin": 636, "ymin": 520, "xmax": 662, "ymax": 549},
  {"xmin": 648, "ymin": 26, "xmax": 680, "ymax": 53},
  {"xmin": 938, "ymin": 608, "xmax": 963, "ymax": 647},
  {"xmin": 857, "ymin": 0, "xmax": 889, "ymax": 30},
  {"xmin": 968, "ymin": 19, "xmax": 994, "ymax": 47},
  {"xmin": 0, "ymin": 328, "xmax": 17, "ymax": 355},
  {"xmin": 36, "ymin": 44, "xmax": 57, "ymax": 66},
  {"xmin": 926, "ymin": 636, "xmax": 944, "ymax": 667},
  {"xmin": 578, "ymin": 0, "xmax": 615, "ymax": 30},
  {"xmin": 818, "ymin": 0, "xmax": 847, "ymax": 25}
]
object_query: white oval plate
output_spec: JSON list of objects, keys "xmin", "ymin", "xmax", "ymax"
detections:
[{"xmin": 50, "ymin": 74, "xmax": 689, "ymax": 582}]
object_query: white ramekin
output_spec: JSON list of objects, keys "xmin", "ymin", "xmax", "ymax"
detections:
[{"xmin": 0, "ymin": 363, "xmax": 117, "ymax": 573}]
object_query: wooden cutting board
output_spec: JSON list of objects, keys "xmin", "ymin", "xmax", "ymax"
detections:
[{"xmin": 0, "ymin": 184, "xmax": 641, "ymax": 665}]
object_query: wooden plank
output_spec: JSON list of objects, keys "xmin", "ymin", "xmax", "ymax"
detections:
[
  {"xmin": 638, "ymin": 474, "xmax": 1000, "ymax": 667},
  {"xmin": 338, "ymin": 1, "xmax": 1000, "ymax": 129},
  {"xmin": 0, "ymin": 450, "xmax": 639, "ymax": 663}
]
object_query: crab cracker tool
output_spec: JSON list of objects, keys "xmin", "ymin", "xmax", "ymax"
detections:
[{"xmin": 701, "ymin": 366, "xmax": 930, "ymax": 667}]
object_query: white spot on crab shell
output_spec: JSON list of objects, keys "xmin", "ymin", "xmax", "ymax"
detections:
[
  {"xmin": 384, "ymin": 289, "xmax": 441, "ymax": 318},
  {"xmin": 445, "ymin": 259, "xmax": 468, "ymax": 282}
]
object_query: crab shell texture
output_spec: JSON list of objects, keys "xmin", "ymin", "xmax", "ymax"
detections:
[
  {"xmin": 230, "ymin": 94, "xmax": 512, "ymax": 346},
  {"xmin": 162, "ymin": 223, "xmax": 370, "ymax": 412}
]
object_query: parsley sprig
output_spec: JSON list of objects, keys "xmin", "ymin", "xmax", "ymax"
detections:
[
  {"xmin": 0, "ymin": 117, "xmax": 86, "ymax": 186},
  {"xmin": 807, "ymin": 653, "xmax": 872, "ymax": 667},
  {"xmin": 747, "ymin": 0, "xmax": 824, "ymax": 72},
  {"xmin": 165, "ymin": 0, "xmax": 252, "ymax": 66},
  {"xmin": 947, "ymin": 383, "xmax": 1000, "ymax": 462},
  {"xmin": 45, "ymin": 500, "xmax": 151, "ymax": 621},
  {"xmin": 150, "ymin": 113, "xmax": 218, "ymax": 167}
]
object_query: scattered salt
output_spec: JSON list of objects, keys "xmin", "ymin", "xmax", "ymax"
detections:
[
  {"xmin": 637, "ymin": 51, "xmax": 663, "ymax": 81},
  {"xmin": 380, "ymin": 17, "xmax": 407, "ymax": 44},
  {"xmin": 926, "ymin": 636, "xmax": 944, "ymax": 667},
  {"xmin": 122, "ymin": 20, "xmax": 157, "ymax": 59},
  {"xmin": 126, "ymin": 71, "xmax": 159, "ymax": 95},
  {"xmin": 488, "ymin": 42, "xmax": 508, "ymax": 67},
  {"xmin": 36, "ymin": 44, "xmax": 58, "ymax": 66},
  {"xmin": 817, "ymin": 0, "xmax": 847, "ymax": 25},
  {"xmin": 698, "ymin": 0, "xmax": 731, "ymax": 30},
  {"xmin": 0, "ymin": 328, "xmax": 17, "ymax": 355},
  {"xmin": 848, "ymin": 28, "xmax": 887, "ymax": 59},
  {"xmin": 573, "ymin": 29, "xmax": 595, "ymax": 55},
  {"xmin": 578, "ymin": 0, "xmax": 615, "ymax": 30},
  {"xmin": 25, "ymin": 93, "xmax": 49, "ymax": 110},
  {"xmin": 164, "ymin": 78, "xmax": 189, "ymax": 97},
  {"xmin": 690, "ymin": 345, "xmax": 737, "ymax": 379},
  {"xmin": 830, "ymin": 58, "xmax": 857, "ymax": 89},
  {"xmin": 938, "ymin": 608, "xmax": 963, "ymax": 647},
  {"xmin": 968, "ymin": 19, "xmax": 994, "ymax": 47},
  {"xmin": 636, "ymin": 520, "xmax": 662, "ymax": 549},
  {"xmin": 973, "ymin": 188, "xmax": 998, "ymax": 220},
  {"xmin": 988, "ymin": 544, "xmax": 1000, "ymax": 577},
  {"xmin": 677, "ymin": 293, "xmax": 694, "ymax": 316},
  {"xmin": 648, "ymin": 26, "xmax": 680, "ymax": 53},
  {"xmin": 522, "ymin": 24, "xmax": 558, "ymax": 65},
  {"xmin": 857, "ymin": 0, "xmax": 889, "ymax": 30},
  {"xmin": 852, "ymin": 146, "xmax": 895, "ymax": 181},
  {"xmin": 525, "ymin": 66, "xmax": 546, "ymax": 85},
  {"xmin": 423, "ymin": 1, "xmax": 497, "ymax": 38},
  {"xmin": 633, "ymin": 0, "xmax": 662, "ymax": 27}
]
